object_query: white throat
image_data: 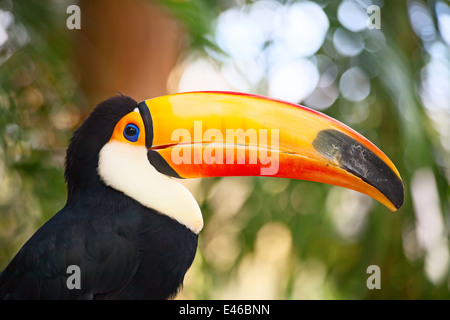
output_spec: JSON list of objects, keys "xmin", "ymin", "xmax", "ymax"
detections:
[{"xmin": 98, "ymin": 141, "xmax": 203, "ymax": 234}]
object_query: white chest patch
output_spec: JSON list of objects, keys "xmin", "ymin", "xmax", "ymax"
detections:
[{"xmin": 98, "ymin": 141, "xmax": 203, "ymax": 234}]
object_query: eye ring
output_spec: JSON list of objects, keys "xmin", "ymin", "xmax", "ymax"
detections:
[{"xmin": 123, "ymin": 123, "xmax": 140, "ymax": 142}]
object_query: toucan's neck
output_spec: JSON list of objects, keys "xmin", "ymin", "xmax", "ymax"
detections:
[
  {"xmin": 64, "ymin": 134, "xmax": 132, "ymax": 210},
  {"xmin": 65, "ymin": 168, "xmax": 134, "ymax": 211},
  {"xmin": 65, "ymin": 141, "xmax": 102, "ymax": 201}
]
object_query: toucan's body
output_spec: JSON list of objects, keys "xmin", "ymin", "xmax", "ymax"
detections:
[
  {"xmin": 0, "ymin": 92, "xmax": 404, "ymax": 299},
  {"xmin": 0, "ymin": 178, "xmax": 197, "ymax": 300}
]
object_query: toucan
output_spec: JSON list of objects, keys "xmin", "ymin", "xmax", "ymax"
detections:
[{"xmin": 0, "ymin": 91, "xmax": 404, "ymax": 299}]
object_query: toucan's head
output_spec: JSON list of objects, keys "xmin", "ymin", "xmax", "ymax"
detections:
[{"xmin": 65, "ymin": 92, "xmax": 404, "ymax": 235}]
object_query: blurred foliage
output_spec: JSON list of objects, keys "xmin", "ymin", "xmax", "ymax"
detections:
[
  {"xmin": 0, "ymin": 0, "xmax": 81, "ymax": 262},
  {"xmin": 0, "ymin": 0, "xmax": 449, "ymax": 300},
  {"xmin": 155, "ymin": 0, "xmax": 218, "ymax": 50}
]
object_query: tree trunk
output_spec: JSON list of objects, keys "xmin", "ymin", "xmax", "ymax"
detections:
[{"xmin": 76, "ymin": 0, "xmax": 185, "ymax": 108}]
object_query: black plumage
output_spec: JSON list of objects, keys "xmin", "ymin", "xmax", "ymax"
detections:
[{"xmin": 0, "ymin": 96, "xmax": 198, "ymax": 299}]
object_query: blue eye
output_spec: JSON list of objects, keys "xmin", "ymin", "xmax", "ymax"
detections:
[{"xmin": 123, "ymin": 124, "xmax": 140, "ymax": 142}]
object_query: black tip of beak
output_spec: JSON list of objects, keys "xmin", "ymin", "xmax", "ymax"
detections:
[{"xmin": 313, "ymin": 129, "xmax": 404, "ymax": 209}]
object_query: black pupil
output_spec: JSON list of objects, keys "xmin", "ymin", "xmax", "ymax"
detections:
[{"xmin": 125, "ymin": 126, "xmax": 137, "ymax": 136}]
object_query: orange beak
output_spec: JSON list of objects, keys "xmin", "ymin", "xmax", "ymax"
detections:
[{"xmin": 138, "ymin": 91, "xmax": 404, "ymax": 211}]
